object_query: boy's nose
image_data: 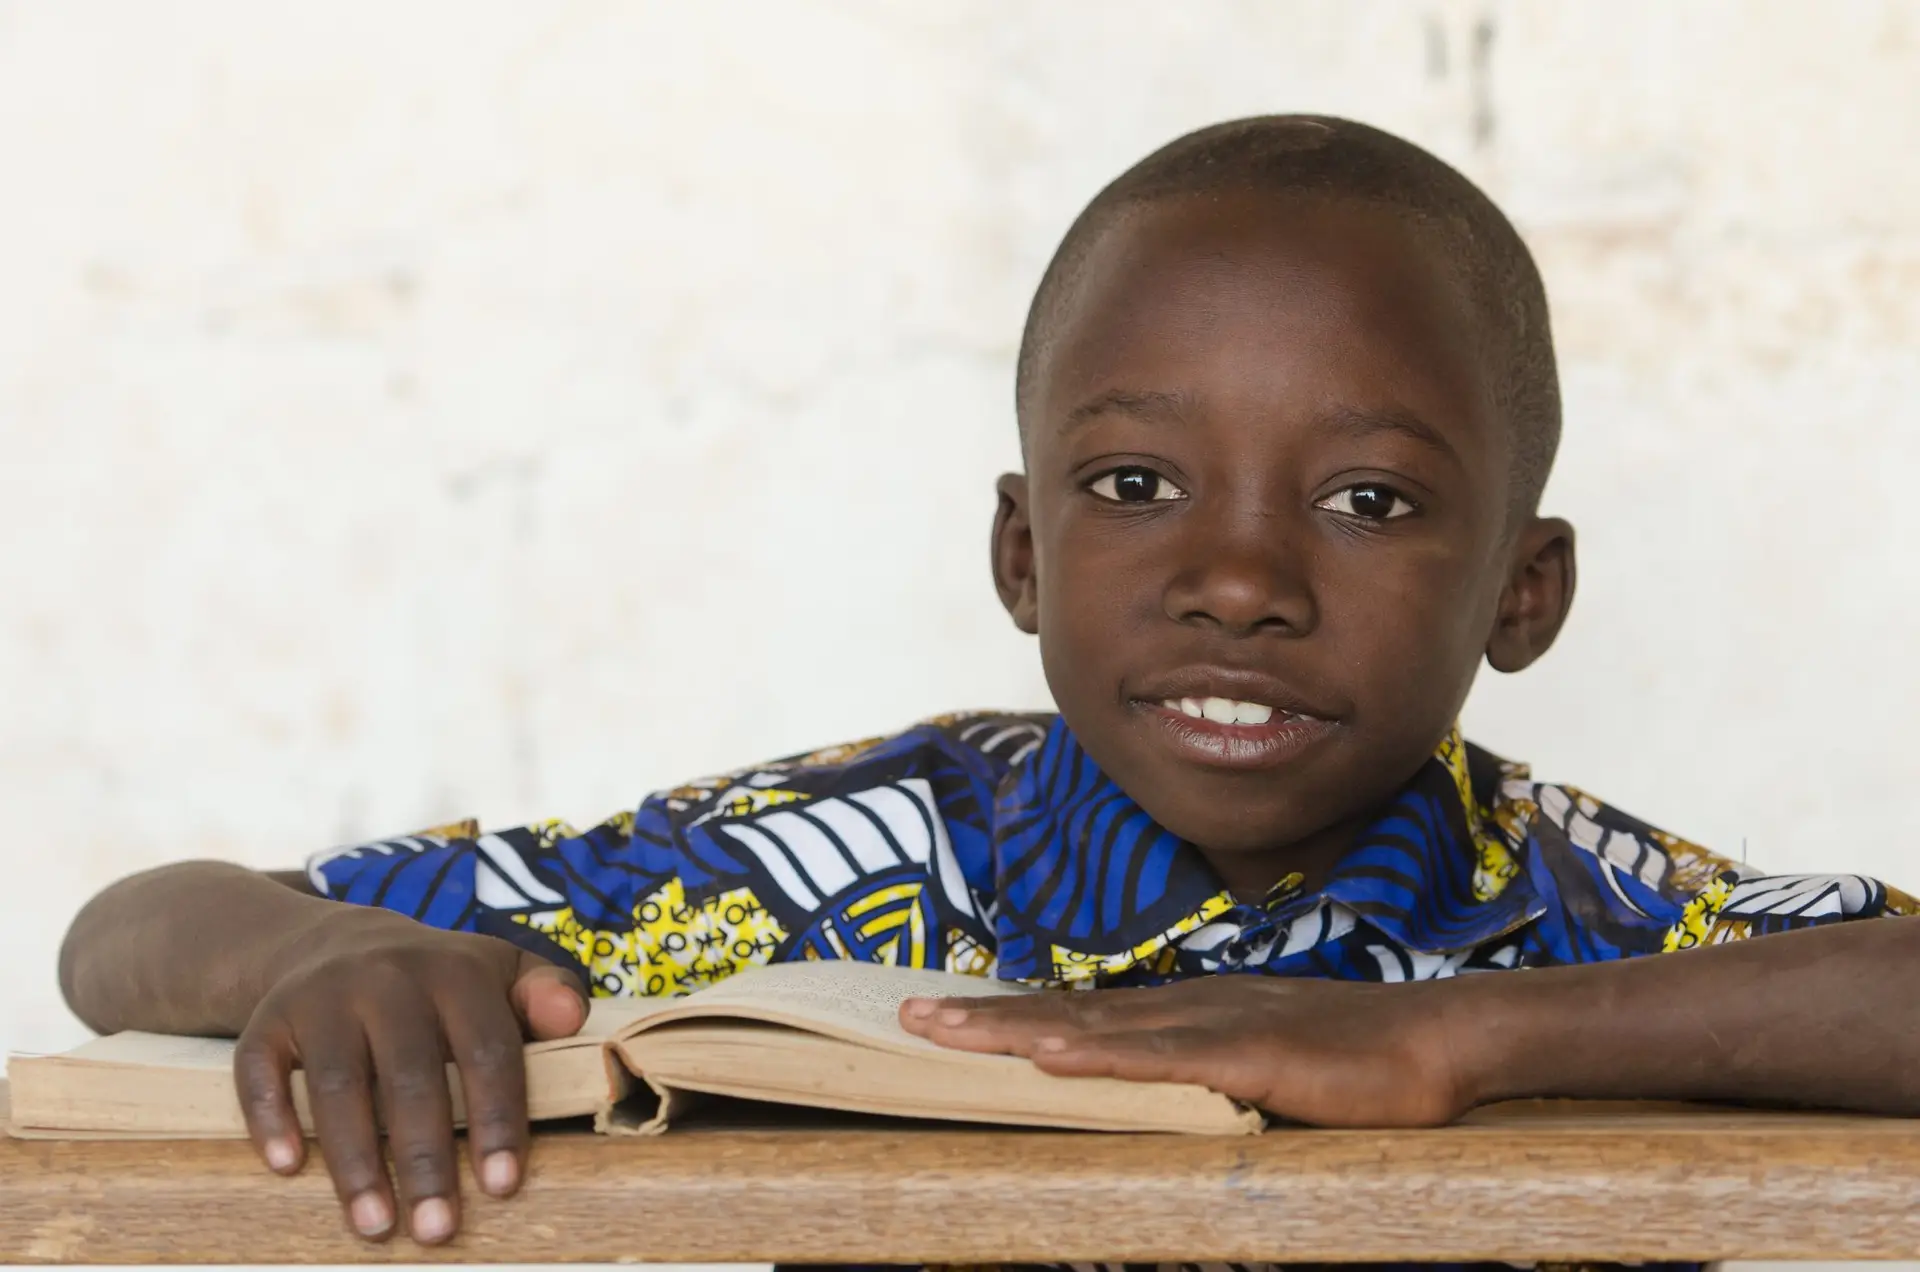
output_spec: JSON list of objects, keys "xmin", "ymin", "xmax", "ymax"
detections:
[{"xmin": 1160, "ymin": 519, "xmax": 1317, "ymax": 637}]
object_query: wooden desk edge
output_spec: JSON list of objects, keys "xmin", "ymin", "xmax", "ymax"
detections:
[{"xmin": 7, "ymin": 1078, "xmax": 1920, "ymax": 1263}]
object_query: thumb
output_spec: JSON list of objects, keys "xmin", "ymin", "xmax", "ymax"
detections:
[{"xmin": 510, "ymin": 954, "xmax": 589, "ymax": 1041}]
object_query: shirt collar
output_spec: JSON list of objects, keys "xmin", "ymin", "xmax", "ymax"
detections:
[{"xmin": 989, "ymin": 717, "xmax": 1545, "ymax": 983}]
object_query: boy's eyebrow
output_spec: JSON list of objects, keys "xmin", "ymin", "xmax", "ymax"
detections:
[
  {"xmin": 1316, "ymin": 404, "xmax": 1462, "ymax": 465},
  {"xmin": 1061, "ymin": 389, "xmax": 1191, "ymax": 432},
  {"xmin": 1060, "ymin": 392, "xmax": 1462, "ymax": 466}
]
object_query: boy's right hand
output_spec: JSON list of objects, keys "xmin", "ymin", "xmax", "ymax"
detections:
[{"xmin": 232, "ymin": 906, "xmax": 587, "ymax": 1245}]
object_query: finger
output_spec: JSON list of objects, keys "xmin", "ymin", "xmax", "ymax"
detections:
[
  {"xmin": 1030, "ymin": 1025, "xmax": 1292, "ymax": 1113},
  {"xmin": 440, "ymin": 974, "xmax": 533, "ymax": 1199},
  {"xmin": 900, "ymin": 1015, "xmax": 1043, "ymax": 1055},
  {"xmin": 899, "ymin": 992, "xmax": 1098, "ymax": 1053},
  {"xmin": 902, "ymin": 983, "xmax": 1187, "ymax": 1026},
  {"xmin": 510, "ymin": 956, "xmax": 588, "ymax": 1041},
  {"xmin": 234, "ymin": 1022, "xmax": 307, "ymax": 1176},
  {"xmin": 299, "ymin": 1017, "xmax": 396, "ymax": 1241},
  {"xmin": 900, "ymin": 992, "xmax": 1089, "ymax": 1027},
  {"xmin": 1027, "ymin": 1025, "xmax": 1234, "ymax": 1089},
  {"xmin": 900, "ymin": 987, "xmax": 1188, "ymax": 1050},
  {"xmin": 367, "ymin": 1002, "xmax": 462, "ymax": 1245}
]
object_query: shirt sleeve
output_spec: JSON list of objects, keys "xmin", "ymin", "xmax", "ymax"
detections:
[
  {"xmin": 1663, "ymin": 867, "xmax": 1920, "ymax": 950},
  {"xmin": 303, "ymin": 714, "xmax": 1028, "ymax": 998},
  {"xmin": 1510, "ymin": 778, "xmax": 1918, "ymax": 959},
  {"xmin": 304, "ymin": 801, "xmax": 777, "ymax": 998}
]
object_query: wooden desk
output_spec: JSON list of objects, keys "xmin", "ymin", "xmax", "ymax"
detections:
[{"xmin": 5, "ymin": 1080, "xmax": 1920, "ymax": 1264}]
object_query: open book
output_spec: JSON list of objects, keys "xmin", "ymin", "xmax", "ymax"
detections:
[{"xmin": 7, "ymin": 962, "xmax": 1262, "ymax": 1139}]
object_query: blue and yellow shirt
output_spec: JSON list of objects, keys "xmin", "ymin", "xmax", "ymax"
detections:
[
  {"xmin": 310, "ymin": 709, "xmax": 1911, "ymax": 993},
  {"xmin": 308, "ymin": 710, "xmax": 1912, "ymax": 1272}
]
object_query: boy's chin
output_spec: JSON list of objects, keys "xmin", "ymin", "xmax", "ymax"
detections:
[
  {"xmin": 1154, "ymin": 802, "xmax": 1346, "ymax": 862},
  {"xmin": 1108, "ymin": 753, "xmax": 1361, "ymax": 862}
]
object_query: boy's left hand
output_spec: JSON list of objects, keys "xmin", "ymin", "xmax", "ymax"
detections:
[{"xmin": 899, "ymin": 977, "xmax": 1478, "ymax": 1127}]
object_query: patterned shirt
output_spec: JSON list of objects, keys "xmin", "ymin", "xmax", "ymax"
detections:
[{"xmin": 308, "ymin": 710, "xmax": 1913, "ymax": 1272}]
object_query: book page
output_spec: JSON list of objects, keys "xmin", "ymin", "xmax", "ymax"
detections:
[
  {"xmin": 39, "ymin": 1007, "xmax": 647, "ymax": 1069},
  {"xmin": 12, "ymin": 1029, "xmax": 618, "ymax": 1136},
  {"xmin": 49, "ymin": 1031, "xmax": 238, "ymax": 1071},
  {"xmin": 631, "ymin": 962, "xmax": 1037, "ymax": 1050},
  {"xmin": 613, "ymin": 965, "xmax": 1267, "ymax": 1136},
  {"xmin": 530, "ymin": 994, "xmax": 679, "ymax": 1052}
]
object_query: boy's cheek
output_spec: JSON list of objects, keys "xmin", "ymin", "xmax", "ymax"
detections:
[
  {"xmin": 1034, "ymin": 553, "xmax": 1156, "ymax": 659},
  {"xmin": 1345, "ymin": 630, "xmax": 1481, "ymax": 736},
  {"xmin": 1322, "ymin": 571, "xmax": 1490, "ymax": 682}
]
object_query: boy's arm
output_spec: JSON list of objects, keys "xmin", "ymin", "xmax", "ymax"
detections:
[
  {"xmin": 1464, "ymin": 915, "xmax": 1920, "ymax": 1112},
  {"xmin": 59, "ymin": 862, "xmax": 586, "ymax": 1244},
  {"xmin": 900, "ymin": 918, "xmax": 1920, "ymax": 1124},
  {"xmin": 57, "ymin": 719, "xmax": 995, "ymax": 1241}
]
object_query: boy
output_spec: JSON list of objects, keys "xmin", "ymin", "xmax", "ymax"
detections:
[{"xmin": 59, "ymin": 117, "xmax": 1920, "ymax": 1265}]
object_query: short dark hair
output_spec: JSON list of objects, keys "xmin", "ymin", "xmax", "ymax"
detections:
[{"xmin": 1015, "ymin": 115, "xmax": 1561, "ymax": 514}]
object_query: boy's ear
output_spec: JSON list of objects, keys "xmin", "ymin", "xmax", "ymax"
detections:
[
  {"xmin": 991, "ymin": 473, "xmax": 1040, "ymax": 634},
  {"xmin": 1485, "ymin": 516, "xmax": 1576, "ymax": 673}
]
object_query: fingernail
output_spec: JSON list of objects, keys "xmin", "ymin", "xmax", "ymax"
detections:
[
  {"xmin": 1036, "ymin": 1035, "xmax": 1069, "ymax": 1052},
  {"xmin": 349, "ymin": 1191, "xmax": 392, "ymax": 1238},
  {"xmin": 902, "ymin": 998, "xmax": 934, "ymax": 1020},
  {"xmin": 937, "ymin": 1007, "xmax": 970, "ymax": 1026},
  {"xmin": 481, "ymin": 1150, "xmax": 519, "ymax": 1195},
  {"xmin": 263, "ymin": 1137, "xmax": 299, "ymax": 1172},
  {"xmin": 411, "ymin": 1197, "xmax": 454, "ymax": 1244}
]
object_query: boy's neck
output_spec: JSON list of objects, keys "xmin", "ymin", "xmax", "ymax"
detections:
[{"xmin": 1202, "ymin": 809, "xmax": 1374, "ymax": 905}]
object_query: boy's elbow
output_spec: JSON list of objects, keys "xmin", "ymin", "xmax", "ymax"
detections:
[
  {"xmin": 57, "ymin": 887, "xmax": 117, "ymax": 1033},
  {"xmin": 56, "ymin": 865, "xmax": 166, "ymax": 1030},
  {"xmin": 57, "ymin": 860, "xmax": 304, "ymax": 1034}
]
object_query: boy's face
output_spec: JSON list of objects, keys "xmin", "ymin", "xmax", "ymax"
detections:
[{"xmin": 993, "ymin": 192, "xmax": 1573, "ymax": 893}]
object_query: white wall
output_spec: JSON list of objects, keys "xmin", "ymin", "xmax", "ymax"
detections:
[{"xmin": 4, "ymin": 0, "xmax": 1917, "ymax": 1083}]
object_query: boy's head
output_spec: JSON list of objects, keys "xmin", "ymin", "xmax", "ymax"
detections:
[{"xmin": 990, "ymin": 116, "xmax": 1577, "ymax": 895}]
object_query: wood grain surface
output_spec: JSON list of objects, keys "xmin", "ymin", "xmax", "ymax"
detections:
[{"xmin": 6, "ymin": 1080, "xmax": 1920, "ymax": 1263}]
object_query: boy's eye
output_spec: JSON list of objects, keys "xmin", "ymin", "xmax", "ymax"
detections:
[
  {"xmin": 1317, "ymin": 483, "xmax": 1416, "ymax": 520},
  {"xmin": 1088, "ymin": 467, "xmax": 1188, "ymax": 504}
]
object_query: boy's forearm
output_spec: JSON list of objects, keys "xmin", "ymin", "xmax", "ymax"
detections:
[
  {"xmin": 59, "ymin": 861, "xmax": 340, "ymax": 1036},
  {"xmin": 1457, "ymin": 918, "xmax": 1920, "ymax": 1114}
]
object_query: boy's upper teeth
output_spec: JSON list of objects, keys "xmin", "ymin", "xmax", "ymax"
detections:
[{"xmin": 1162, "ymin": 696, "xmax": 1277, "ymax": 726}]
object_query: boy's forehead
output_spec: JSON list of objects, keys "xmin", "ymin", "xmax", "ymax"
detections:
[{"xmin": 1032, "ymin": 192, "xmax": 1500, "ymax": 466}]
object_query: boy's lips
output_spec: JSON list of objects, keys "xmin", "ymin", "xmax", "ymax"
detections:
[{"xmin": 1127, "ymin": 668, "xmax": 1341, "ymax": 771}]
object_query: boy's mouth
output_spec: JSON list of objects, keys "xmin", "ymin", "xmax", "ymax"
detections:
[
  {"xmin": 1155, "ymin": 696, "xmax": 1286, "ymax": 725},
  {"xmin": 1129, "ymin": 671, "xmax": 1340, "ymax": 771}
]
